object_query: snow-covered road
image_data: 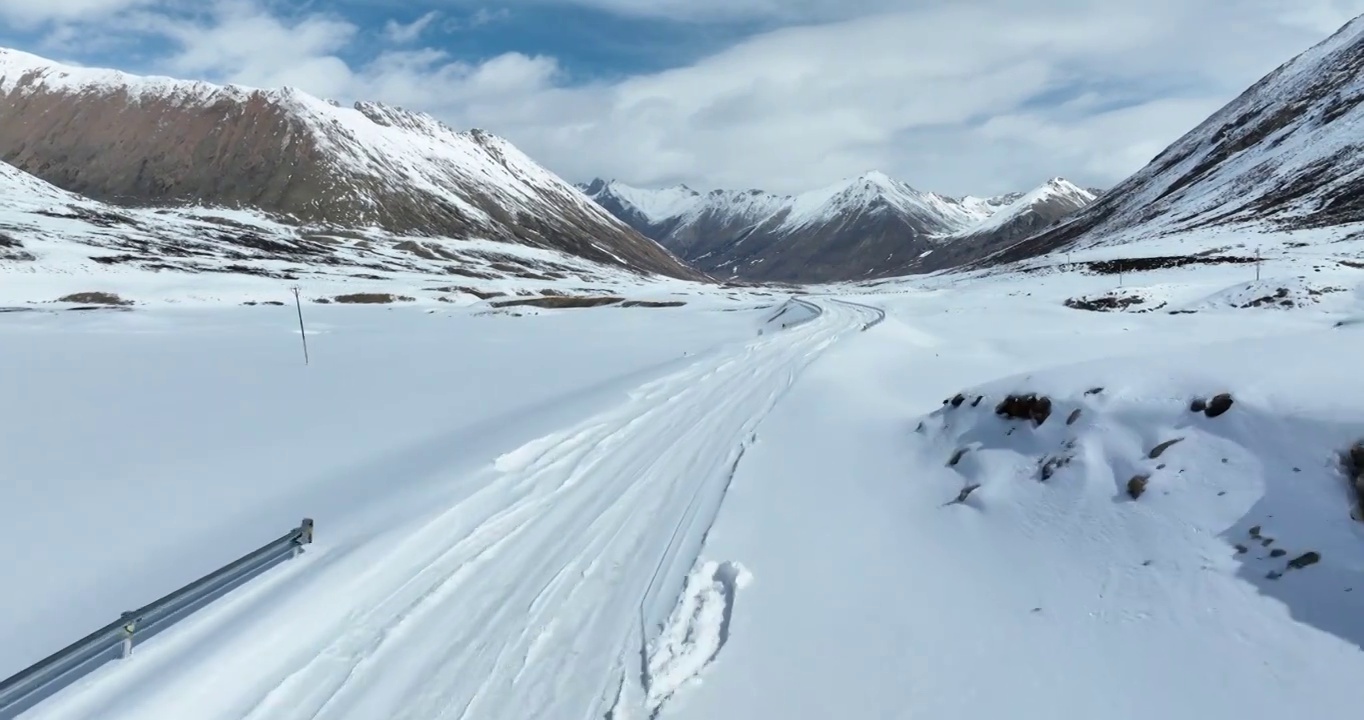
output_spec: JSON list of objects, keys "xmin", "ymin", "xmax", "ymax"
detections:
[{"xmin": 24, "ymin": 298, "xmax": 876, "ymax": 720}]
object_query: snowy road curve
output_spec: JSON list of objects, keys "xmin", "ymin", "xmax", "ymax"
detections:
[{"xmin": 27, "ymin": 298, "xmax": 876, "ymax": 720}]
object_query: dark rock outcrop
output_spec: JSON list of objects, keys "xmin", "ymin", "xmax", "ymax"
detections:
[{"xmin": 995, "ymin": 394, "xmax": 1053, "ymax": 426}]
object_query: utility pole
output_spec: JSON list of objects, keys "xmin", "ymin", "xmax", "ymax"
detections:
[
  {"xmin": 291, "ymin": 286, "xmax": 309, "ymax": 365},
  {"xmin": 1255, "ymin": 247, "xmax": 1261, "ymax": 281}
]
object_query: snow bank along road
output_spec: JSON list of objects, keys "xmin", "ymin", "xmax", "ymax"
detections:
[{"xmin": 25, "ymin": 298, "xmax": 878, "ymax": 720}]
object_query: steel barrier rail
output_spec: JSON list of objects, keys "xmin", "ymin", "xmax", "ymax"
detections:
[{"xmin": 0, "ymin": 518, "xmax": 313, "ymax": 719}]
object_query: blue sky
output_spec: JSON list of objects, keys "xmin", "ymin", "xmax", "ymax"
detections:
[
  {"xmin": 1, "ymin": 0, "xmax": 1361, "ymax": 195},
  {"xmin": 349, "ymin": 3, "xmax": 773, "ymax": 81},
  {"xmin": 3, "ymin": 2, "xmax": 769, "ymax": 81}
]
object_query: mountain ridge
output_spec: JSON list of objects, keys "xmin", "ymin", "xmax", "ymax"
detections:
[
  {"xmin": 980, "ymin": 14, "xmax": 1364, "ymax": 268},
  {"xmin": 582, "ymin": 173, "xmax": 1096, "ymax": 281},
  {"xmin": 0, "ymin": 46, "xmax": 700, "ymax": 280}
]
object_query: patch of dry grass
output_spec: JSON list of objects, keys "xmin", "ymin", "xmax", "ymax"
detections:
[
  {"xmin": 332, "ymin": 293, "xmax": 416, "ymax": 304},
  {"xmin": 492, "ymin": 296, "xmax": 624, "ymax": 309},
  {"xmin": 57, "ymin": 292, "xmax": 133, "ymax": 306},
  {"xmin": 620, "ymin": 300, "xmax": 687, "ymax": 308}
]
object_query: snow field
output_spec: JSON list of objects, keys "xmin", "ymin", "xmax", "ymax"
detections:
[
  {"xmin": 0, "ymin": 300, "xmax": 765, "ymax": 680},
  {"xmin": 667, "ymin": 261, "xmax": 1364, "ymax": 719},
  {"xmin": 2, "ymin": 229, "xmax": 1362, "ymax": 720},
  {"xmin": 5, "ymin": 298, "xmax": 878, "ymax": 720}
]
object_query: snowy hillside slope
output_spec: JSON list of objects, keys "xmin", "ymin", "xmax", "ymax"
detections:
[
  {"xmin": 0, "ymin": 48, "xmax": 696, "ymax": 279},
  {"xmin": 0, "ymin": 160, "xmax": 705, "ymax": 307},
  {"xmin": 986, "ymin": 14, "xmax": 1364, "ymax": 269}
]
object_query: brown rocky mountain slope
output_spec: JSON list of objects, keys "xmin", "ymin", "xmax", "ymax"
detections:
[{"xmin": 0, "ymin": 47, "xmax": 699, "ymax": 280}]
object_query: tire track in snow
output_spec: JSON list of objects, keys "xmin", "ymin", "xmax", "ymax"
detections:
[
  {"xmin": 29, "ymin": 298, "xmax": 876, "ymax": 720},
  {"xmin": 642, "ymin": 560, "xmax": 753, "ymax": 717}
]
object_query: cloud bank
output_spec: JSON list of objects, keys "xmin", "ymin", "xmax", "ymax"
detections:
[{"xmin": 2, "ymin": 0, "xmax": 1362, "ymax": 195}]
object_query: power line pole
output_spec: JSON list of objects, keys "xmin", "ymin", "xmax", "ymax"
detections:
[{"xmin": 291, "ymin": 286, "xmax": 309, "ymax": 365}]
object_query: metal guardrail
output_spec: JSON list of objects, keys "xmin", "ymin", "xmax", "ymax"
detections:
[{"xmin": 0, "ymin": 518, "xmax": 313, "ymax": 719}]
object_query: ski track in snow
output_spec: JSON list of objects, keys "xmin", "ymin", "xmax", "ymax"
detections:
[{"xmin": 26, "ymin": 298, "xmax": 877, "ymax": 720}]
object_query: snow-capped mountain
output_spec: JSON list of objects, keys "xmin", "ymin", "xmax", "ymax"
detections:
[
  {"xmin": 904, "ymin": 178, "xmax": 1099, "ymax": 273},
  {"xmin": 984, "ymin": 14, "xmax": 1364, "ymax": 268},
  {"xmin": 949, "ymin": 179, "xmax": 1096, "ymax": 244},
  {"xmin": 0, "ymin": 47, "xmax": 697, "ymax": 280},
  {"xmin": 0, "ymin": 156, "xmax": 682, "ymax": 304},
  {"xmin": 956, "ymin": 191, "xmax": 1026, "ymax": 221},
  {"xmin": 579, "ymin": 179, "xmax": 788, "ymax": 262},
  {"xmin": 956, "ymin": 179, "xmax": 1095, "ymax": 237},
  {"xmin": 584, "ymin": 173, "xmax": 1093, "ymax": 282}
]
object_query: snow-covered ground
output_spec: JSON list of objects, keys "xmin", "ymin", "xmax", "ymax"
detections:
[
  {"xmin": 0, "ymin": 157, "xmax": 709, "ymax": 309},
  {"xmin": 3, "ymin": 239, "xmax": 1363, "ymax": 719},
  {"xmin": 677, "ymin": 268, "xmax": 1364, "ymax": 719}
]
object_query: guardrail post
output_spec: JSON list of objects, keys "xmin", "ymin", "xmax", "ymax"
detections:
[
  {"xmin": 119, "ymin": 613, "xmax": 136, "ymax": 658},
  {"xmin": 295, "ymin": 518, "xmax": 314, "ymax": 557}
]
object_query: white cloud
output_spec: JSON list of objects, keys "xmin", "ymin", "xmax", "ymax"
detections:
[
  {"xmin": 9, "ymin": 0, "xmax": 1364, "ymax": 196},
  {"xmin": 112, "ymin": 1, "xmax": 358, "ymax": 96},
  {"xmin": 432, "ymin": 0, "xmax": 896, "ymax": 23},
  {"xmin": 384, "ymin": 11, "xmax": 441, "ymax": 44},
  {"xmin": 1274, "ymin": 0, "xmax": 1364, "ymax": 33},
  {"xmin": 422, "ymin": 0, "xmax": 1364, "ymax": 195},
  {"xmin": 468, "ymin": 7, "xmax": 511, "ymax": 26},
  {"xmin": 0, "ymin": 0, "xmax": 157, "ymax": 26}
]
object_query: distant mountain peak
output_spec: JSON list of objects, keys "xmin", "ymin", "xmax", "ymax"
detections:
[
  {"xmin": 580, "ymin": 178, "xmax": 610, "ymax": 195},
  {"xmin": 579, "ymin": 169, "xmax": 1094, "ymax": 281},
  {"xmin": 953, "ymin": 178, "xmax": 1097, "ymax": 240},
  {"xmin": 856, "ymin": 170, "xmax": 898, "ymax": 185},
  {"xmin": 576, "ymin": 168, "xmax": 1103, "ymax": 281}
]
